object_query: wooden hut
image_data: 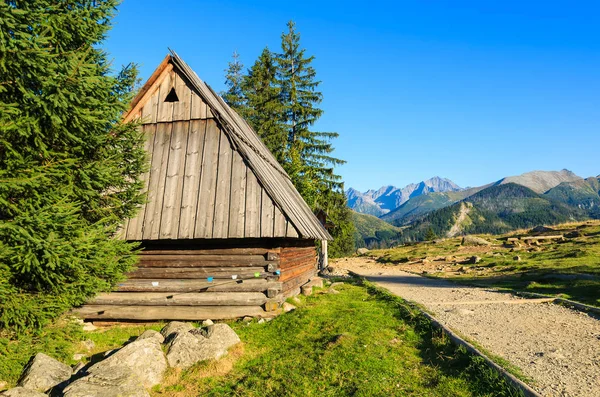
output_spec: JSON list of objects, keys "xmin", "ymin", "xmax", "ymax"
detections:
[{"xmin": 76, "ymin": 52, "xmax": 332, "ymax": 321}]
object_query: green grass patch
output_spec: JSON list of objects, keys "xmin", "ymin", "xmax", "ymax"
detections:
[
  {"xmin": 370, "ymin": 221, "xmax": 600, "ymax": 307},
  {"xmin": 153, "ymin": 281, "xmax": 521, "ymax": 397},
  {"xmin": 0, "ymin": 320, "xmax": 159, "ymax": 387}
]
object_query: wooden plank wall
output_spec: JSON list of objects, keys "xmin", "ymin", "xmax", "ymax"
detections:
[
  {"xmin": 76, "ymin": 246, "xmax": 283, "ymax": 321},
  {"xmin": 123, "ymin": 68, "xmax": 300, "ymax": 241},
  {"xmin": 279, "ymin": 242, "xmax": 318, "ymax": 297}
]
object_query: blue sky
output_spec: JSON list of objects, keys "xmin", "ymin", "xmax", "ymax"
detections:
[{"xmin": 106, "ymin": 0, "xmax": 599, "ymax": 191}]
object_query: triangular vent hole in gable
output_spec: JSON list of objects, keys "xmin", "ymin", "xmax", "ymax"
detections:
[{"xmin": 164, "ymin": 87, "xmax": 179, "ymax": 102}]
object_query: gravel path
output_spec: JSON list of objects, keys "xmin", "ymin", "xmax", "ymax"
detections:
[{"xmin": 340, "ymin": 258, "xmax": 600, "ymax": 397}]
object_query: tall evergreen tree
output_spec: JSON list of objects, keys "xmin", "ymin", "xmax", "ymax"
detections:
[
  {"xmin": 0, "ymin": 0, "xmax": 146, "ymax": 331},
  {"xmin": 242, "ymin": 47, "xmax": 287, "ymax": 163},
  {"xmin": 276, "ymin": 21, "xmax": 354, "ymax": 256},
  {"xmin": 276, "ymin": 21, "xmax": 345, "ymax": 193},
  {"xmin": 222, "ymin": 51, "xmax": 247, "ymax": 116}
]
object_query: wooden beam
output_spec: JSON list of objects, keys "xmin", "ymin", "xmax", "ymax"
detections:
[
  {"xmin": 128, "ymin": 267, "xmax": 268, "ymax": 279},
  {"xmin": 123, "ymin": 55, "xmax": 172, "ymax": 123},
  {"xmin": 89, "ymin": 292, "xmax": 268, "ymax": 306},
  {"xmin": 74, "ymin": 305, "xmax": 267, "ymax": 320},
  {"xmin": 116, "ymin": 278, "xmax": 282, "ymax": 293},
  {"xmin": 141, "ymin": 248, "xmax": 278, "ymax": 256}
]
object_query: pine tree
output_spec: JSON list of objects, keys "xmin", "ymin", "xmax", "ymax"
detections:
[
  {"xmin": 0, "ymin": 0, "xmax": 146, "ymax": 332},
  {"xmin": 222, "ymin": 51, "xmax": 247, "ymax": 116},
  {"xmin": 425, "ymin": 227, "xmax": 438, "ymax": 241},
  {"xmin": 276, "ymin": 21, "xmax": 354, "ymax": 256},
  {"xmin": 242, "ymin": 47, "xmax": 287, "ymax": 163},
  {"xmin": 276, "ymin": 21, "xmax": 346, "ymax": 194}
]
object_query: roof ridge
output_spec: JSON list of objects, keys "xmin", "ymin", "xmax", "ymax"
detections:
[{"xmin": 169, "ymin": 50, "xmax": 331, "ymax": 241}]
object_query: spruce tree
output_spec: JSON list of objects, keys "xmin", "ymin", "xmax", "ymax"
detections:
[
  {"xmin": 242, "ymin": 47, "xmax": 287, "ymax": 163},
  {"xmin": 277, "ymin": 21, "xmax": 345, "ymax": 193},
  {"xmin": 0, "ymin": 0, "xmax": 146, "ymax": 331},
  {"xmin": 222, "ymin": 51, "xmax": 247, "ymax": 116},
  {"xmin": 276, "ymin": 21, "xmax": 355, "ymax": 256}
]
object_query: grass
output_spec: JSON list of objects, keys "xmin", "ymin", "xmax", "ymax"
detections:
[
  {"xmin": 368, "ymin": 220, "xmax": 600, "ymax": 307},
  {"xmin": 0, "ymin": 320, "xmax": 160, "ymax": 388},
  {"xmin": 153, "ymin": 281, "xmax": 520, "ymax": 397},
  {"xmin": 1, "ymin": 282, "xmax": 523, "ymax": 396}
]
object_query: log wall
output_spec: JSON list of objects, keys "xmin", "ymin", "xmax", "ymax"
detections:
[
  {"xmin": 76, "ymin": 239, "xmax": 318, "ymax": 321},
  {"xmin": 279, "ymin": 241, "xmax": 318, "ymax": 298}
]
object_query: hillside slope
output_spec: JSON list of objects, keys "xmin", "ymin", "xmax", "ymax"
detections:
[
  {"xmin": 382, "ymin": 186, "xmax": 487, "ymax": 225},
  {"xmin": 401, "ymin": 183, "xmax": 585, "ymax": 241},
  {"xmin": 384, "ymin": 169, "xmax": 586, "ymax": 226},
  {"xmin": 351, "ymin": 211, "xmax": 403, "ymax": 248},
  {"xmin": 494, "ymin": 169, "xmax": 582, "ymax": 193}
]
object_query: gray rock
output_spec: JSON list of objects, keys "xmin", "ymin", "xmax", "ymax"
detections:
[
  {"xmin": 166, "ymin": 324, "xmax": 240, "ymax": 370},
  {"xmin": 87, "ymin": 338, "xmax": 166, "ymax": 389},
  {"xmin": 17, "ymin": 353, "xmax": 71, "ymax": 392},
  {"xmin": 82, "ymin": 339, "xmax": 95, "ymax": 351},
  {"xmin": 308, "ymin": 277, "xmax": 324, "ymax": 288},
  {"xmin": 204, "ymin": 324, "xmax": 240, "ymax": 353},
  {"xmin": 72, "ymin": 362, "xmax": 86, "ymax": 375},
  {"xmin": 63, "ymin": 365, "xmax": 149, "ymax": 397},
  {"xmin": 282, "ymin": 302, "xmax": 296, "ymax": 312},
  {"xmin": 202, "ymin": 319, "xmax": 214, "ymax": 327},
  {"xmin": 160, "ymin": 321, "xmax": 194, "ymax": 341},
  {"xmin": 103, "ymin": 349, "xmax": 115, "ymax": 358},
  {"xmin": 166, "ymin": 332, "xmax": 217, "ymax": 370},
  {"xmin": 136, "ymin": 329, "xmax": 164, "ymax": 344},
  {"xmin": 82, "ymin": 322, "xmax": 97, "ymax": 332},
  {"xmin": 462, "ymin": 235, "xmax": 492, "ymax": 246},
  {"xmin": 0, "ymin": 387, "xmax": 47, "ymax": 397},
  {"xmin": 72, "ymin": 354, "xmax": 86, "ymax": 361},
  {"xmin": 356, "ymin": 248, "xmax": 369, "ymax": 255},
  {"xmin": 189, "ymin": 328, "xmax": 208, "ymax": 338}
]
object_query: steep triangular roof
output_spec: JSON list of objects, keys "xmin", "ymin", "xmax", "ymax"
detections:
[{"xmin": 123, "ymin": 52, "xmax": 332, "ymax": 241}]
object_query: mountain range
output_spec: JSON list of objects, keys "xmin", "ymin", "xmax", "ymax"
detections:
[
  {"xmin": 349, "ymin": 170, "xmax": 600, "ymax": 245},
  {"xmin": 346, "ymin": 177, "xmax": 462, "ymax": 217}
]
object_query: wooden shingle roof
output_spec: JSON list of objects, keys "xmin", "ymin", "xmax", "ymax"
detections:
[{"xmin": 121, "ymin": 52, "xmax": 332, "ymax": 241}]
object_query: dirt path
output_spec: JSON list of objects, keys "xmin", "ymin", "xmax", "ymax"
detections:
[{"xmin": 339, "ymin": 257, "xmax": 600, "ymax": 397}]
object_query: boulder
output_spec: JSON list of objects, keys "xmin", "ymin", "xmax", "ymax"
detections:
[
  {"xmin": 63, "ymin": 365, "xmax": 149, "ymax": 397},
  {"xmin": 165, "ymin": 332, "xmax": 215, "ymax": 370},
  {"xmin": 204, "ymin": 324, "xmax": 241, "ymax": 353},
  {"xmin": 356, "ymin": 248, "xmax": 369, "ymax": 255},
  {"xmin": 166, "ymin": 324, "xmax": 240, "ymax": 370},
  {"xmin": 160, "ymin": 321, "xmax": 194, "ymax": 341},
  {"xmin": 17, "ymin": 353, "xmax": 71, "ymax": 393},
  {"xmin": 202, "ymin": 319, "xmax": 214, "ymax": 327},
  {"xmin": 87, "ymin": 338, "xmax": 167, "ymax": 389},
  {"xmin": 461, "ymin": 236, "xmax": 491, "ymax": 246},
  {"xmin": 136, "ymin": 329, "xmax": 164, "ymax": 344},
  {"xmin": 0, "ymin": 387, "xmax": 46, "ymax": 397}
]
